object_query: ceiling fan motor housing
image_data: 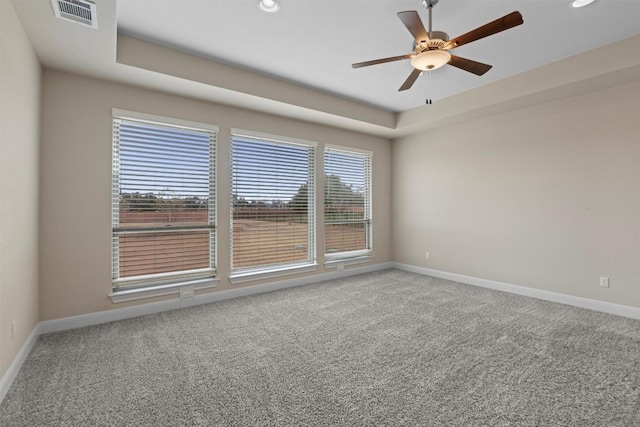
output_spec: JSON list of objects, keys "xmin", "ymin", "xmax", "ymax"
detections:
[
  {"xmin": 427, "ymin": 31, "xmax": 449, "ymax": 46},
  {"xmin": 411, "ymin": 30, "xmax": 451, "ymax": 70},
  {"xmin": 412, "ymin": 31, "xmax": 449, "ymax": 51}
]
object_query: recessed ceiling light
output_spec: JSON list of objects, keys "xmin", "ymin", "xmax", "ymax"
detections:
[
  {"xmin": 258, "ymin": 0, "xmax": 279, "ymax": 13},
  {"xmin": 572, "ymin": 0, "xmax": 595, "ymax": 8}
]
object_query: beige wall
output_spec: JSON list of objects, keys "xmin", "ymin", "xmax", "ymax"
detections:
[
  {"xmin": 39, "ymin": 69, "xmax": 392, "ymax": 321},
  {"xmin": 393, "ymin": 80, "xmax": 640, "ymax": 308},
  {"xmin": 5, "ymin": 4, "xmax": 638, "ymax": 377},
  {"xmin": 0, "ymin": 1, "xmax": 41, "ymax": 375}
]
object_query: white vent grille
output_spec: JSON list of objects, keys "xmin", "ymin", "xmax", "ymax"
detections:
[{"xmin": 51, "ymin": 0, "xmax": 97, "ymax": 29}]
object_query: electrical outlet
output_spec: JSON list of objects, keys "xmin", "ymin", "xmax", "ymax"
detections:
[
  {"xmin": 11, "ymin": 321, "xmax": 16, "ymax": 339},
  {"xmin": 425, "ymin": 252, "xmax": 430, "ymax": 260},
  {"xmin": 599, "ymin": 277, "xmax": 609, "ymax": 288}
]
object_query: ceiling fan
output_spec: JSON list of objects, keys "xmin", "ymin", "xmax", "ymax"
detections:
[{"xmin": 352, "ymin": 0, "xmax": 524, "ymax": 91}]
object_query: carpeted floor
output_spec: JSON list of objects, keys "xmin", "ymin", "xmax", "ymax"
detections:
[{"xmin": 1, "ymin": 269, "xmax": 640, "ymax": 426}]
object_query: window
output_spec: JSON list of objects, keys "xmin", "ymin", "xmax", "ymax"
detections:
[
  {"xmin": 324, "ymin": 145, "xmax": 372, "ymax": 260},
  {"xmin": 112, "ymin": 111, "xmax": 217, "ymax": 290},
  {"xmin": 231, "ymin": 129, "xmax": 316, "ymax": 276}
]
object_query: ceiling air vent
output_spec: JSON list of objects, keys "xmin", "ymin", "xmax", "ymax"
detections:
[{"xmin": 51, "ymin": 0, "xmax": 97, "ymax": 29}]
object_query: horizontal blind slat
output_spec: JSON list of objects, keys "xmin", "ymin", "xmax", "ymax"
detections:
[
  {"xmin": 231, "ymin": 135, "xmax": 315, "ymax": 271},
  {"xmin": 113, "ymin": 117, "xmax": 216, "ymax": 289},
  {"xmin": 324, "ymin": 148, "xmax": 372, "ymax": 256}
]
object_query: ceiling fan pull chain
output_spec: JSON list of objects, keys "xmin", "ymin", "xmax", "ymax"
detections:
[{"xmin": 426, "ymin": 70, "xmax": 433, "ymax": 105}]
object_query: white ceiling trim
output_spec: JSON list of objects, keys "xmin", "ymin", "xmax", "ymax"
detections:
[{"xmin": 117, "ymin": 32, "xmax": 640, "ymax": 138}]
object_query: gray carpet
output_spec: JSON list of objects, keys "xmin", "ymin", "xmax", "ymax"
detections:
[{"xmin": 1, "ymin": 269, "xmax": 640, "ymax": 426}]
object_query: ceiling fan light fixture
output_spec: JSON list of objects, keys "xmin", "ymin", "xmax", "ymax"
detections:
[
  {"xmin": 410, "ymin": 50, "xmax": 451, "ymax": 71},
  {"xmin": 258, "ymin": 0, "xmax": 279, "ymax": 13},
  {"xmin": 571, "ymin": 0, "xmax": 595, "ymax": 8}
]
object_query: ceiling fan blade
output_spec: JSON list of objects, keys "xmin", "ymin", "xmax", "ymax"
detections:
[
  {"xmin": 399, "ymin": 68, "xmax": 422, "ymax": 91},
  {"xmin": 352, "ymin": 54, "xmax": 413, "ymax": 69},
  {"xmin": 443, "ymin": 11, "xmax": 523, "ymax": 50},
  {"xmin": 448, "ymin": 55, "xmax": 492, "ymax": 76},
  {"xmin": 397, "ymin": 11, "xmax": 430, "ymax": 45}
]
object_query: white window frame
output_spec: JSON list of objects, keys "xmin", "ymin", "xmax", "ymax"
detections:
[
  {"xmin": 230, "ymin": 129, "xmax": 317, "ymax": 283},
  {"xmin": 323, "ymin": 144, "xmax": 373, "ymax": 264},
  {"xmin": 111, "ymin": 109, "xmax": 218, "ymax": 295}
]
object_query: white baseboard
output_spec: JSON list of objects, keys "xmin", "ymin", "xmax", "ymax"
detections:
[
  {"xmin": 40, "ymin": 261, "xmax": 394, "ymax": 334},
  {"xmin": 393, "ymin": 263, "xmax": 640, "ymax": 320},
  {"xmin": 39, "ymin": 299, "xmax": 180, "ymax": 334},
  {"xmin": 192, "ymin": 261, "xmax": 394, "ymax": 306},
  {"xmin": 0, "ymin": 325, "xmax": 40, "ymax": 404},
  {"xmin": 10, "ymin": 260, "xmax": 636, "ymax": 406},
  {"xmin": 2, "ymin": 261, "xmax": 392, "ymax": 405}
]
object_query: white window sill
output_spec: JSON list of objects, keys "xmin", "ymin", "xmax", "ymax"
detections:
[
  {"xmin": 109, "ymin": 277, "xmax": 219, "ymax": 303},
  {"xmin": 230, "ymin": 263, "xmax": 318, "ymax": 284},
  {"xmin": 324, "ymin": 254, "xmax": 374, "ymax": 268}
]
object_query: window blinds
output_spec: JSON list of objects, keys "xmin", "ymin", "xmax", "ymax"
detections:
[
  {"xmin": 231, "ymin": 133, "xmax": 315, "ymax": 271},
  {"xmin": 112, "ymin": 117, "xmax": 216, "ymax": 289},
  {"xmin": 324, "ymin": 147, "xmax": 372, "ymax": 259}
]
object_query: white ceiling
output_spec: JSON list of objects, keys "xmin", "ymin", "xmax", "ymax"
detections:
[
  {"xmin": 10, "ymin": 0, "xmax": 640, "ymax": 137},
  {"xmin": 117, "ymin": 0, "xmax": 640, "ymax": 112}
]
